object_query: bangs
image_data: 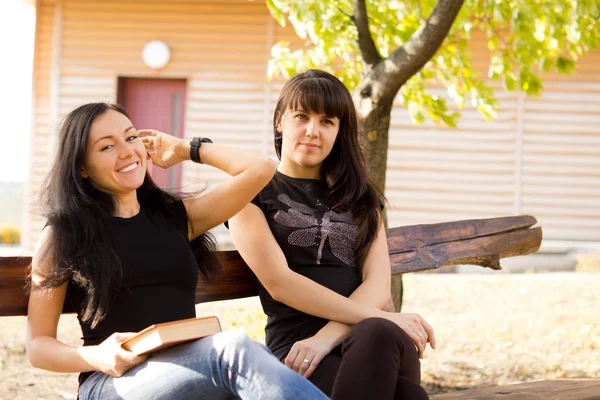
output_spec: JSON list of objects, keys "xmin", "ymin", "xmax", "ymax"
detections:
[{"xmin": 284, "ymin": 76, "xmax": 349, "ymax": 119}]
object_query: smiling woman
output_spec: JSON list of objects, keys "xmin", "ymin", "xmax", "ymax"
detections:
[
  {"xmin": 80, "ymin": 111, "xmax": 147, "ymax": 208},
  {"xmin": 24, "ymin": 102, "xmax": 329, "ymax": 400}
]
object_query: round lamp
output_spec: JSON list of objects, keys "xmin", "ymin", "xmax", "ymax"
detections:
[{"xmin": 142, "ymin": 40, "xmax": 171, "ymax": 70}]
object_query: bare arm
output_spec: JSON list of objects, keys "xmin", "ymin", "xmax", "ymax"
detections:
[
  {"xmin": 229, "ymin": 204, "xmax": 435, "ymax": 370},
  {"xmin": 181, "ymin": 142, "xmax": 275, "ymax": 239},
  {"xmin": 309, "ymin": 221, "xmax": 392, "ymax": 349},
  {"xmin": 26, "ymin": 227, "xmax": 93, "ymax": 372},
  {"xmin": 282, "ymin": 222, "xmax": 394, "ymax": 377},
  {"xmin": 229, "ymin": 204, "xmax": 388, "ymax": 325},
  {"xmin": 26, "ymin": 227, "xmax": 146, "ymax": 376},
  {"xmin": 139, "ymin": 129, "xmax": 275, "ymax": 239}
]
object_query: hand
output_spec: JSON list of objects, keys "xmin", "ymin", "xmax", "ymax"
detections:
[
  {"xmin": 139, "ymin": 129, "xmax": 186, "ymax": 169},
  {"xmin": 81, "ymin": 332, "xmax": 149, "ymax": 377},
  {"xmin": 285, "ymin": 334, "xmax": 336, "ymax": 379},
  {"xmin": 383, "ymin": 313, "xmax": 436, "ymax": 359}
]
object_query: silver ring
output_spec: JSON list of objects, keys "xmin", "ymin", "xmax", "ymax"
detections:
[
  {"xmin": 418, "ymin": 332, "xmax": 423, "ymax": 337},
  {"xmin": 303, "ymin": 359, "xmax": 310, "ymax": 364}
]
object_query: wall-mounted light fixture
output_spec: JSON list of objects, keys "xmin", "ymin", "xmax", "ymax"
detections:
[{"xmin": 142, "ymin": 40, "xmax": 171, "ymax": 70}]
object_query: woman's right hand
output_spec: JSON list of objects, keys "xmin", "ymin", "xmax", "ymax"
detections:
[
  {"xmin": 80, "ymin": 332, "xmax": 149, "ymax": 377},
  {"xmin": 383, "ymin": 313, "xmax": 436, "ymax": 359},
  {"xmin": 139, "ymin": 129, "xmax": 186, "ymax": 169}
]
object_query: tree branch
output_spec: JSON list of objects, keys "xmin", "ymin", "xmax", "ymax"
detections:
[
  {"xmin": 353, "ymin": 0, "xmax": 382, "ymax": 66},
  {"xmin": 336, "ymin": 5, "xmax": 353, "ymax": 21},
  {"xmin": 371, "ymin": 0, "xmax": 465, "ymax": 102}
]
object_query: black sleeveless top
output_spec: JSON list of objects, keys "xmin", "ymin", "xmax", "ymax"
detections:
[
  {"xmin": 250, "ymin": 171, "xmax": 362, "ymax": 359},
  {"xmin": 66, "ymin": 200, "xmax": 198, "ymax": 385}
]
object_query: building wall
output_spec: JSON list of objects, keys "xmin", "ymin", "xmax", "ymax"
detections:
[
  {"xmin": 387, "ymin": 50, "xmax": 600, "ymax": 242},
  {"xmin": 27, "ymin": 0, "xmax": 278, "ymax": 248},
  {"xmin": 26, "ymin": 0, "xmax": 59, "ymax": 250},
  {"xmin": 26, "ymin": 0, "xmax": 600, "ymax": 250}
]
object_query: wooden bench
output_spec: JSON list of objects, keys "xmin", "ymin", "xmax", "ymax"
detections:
[
  {"xmin": 4, "ymin": 215, "xmax": 598, "ymax": 398},
  {"xmin": 430, "ymin": 378, "xmax": 600, "ymax": 399},
  {"xmin": 0, "ymin": 215, "xmax": 542, "ymax": 315}
]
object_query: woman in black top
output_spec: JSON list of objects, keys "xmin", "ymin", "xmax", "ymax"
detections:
[
  {"xmin": 26, "ymin": 103, "xmax": 328, "ymax": 400},
  {"xmin": 229, "ymin": 70, "xmax": 435, "ymax": 399}
]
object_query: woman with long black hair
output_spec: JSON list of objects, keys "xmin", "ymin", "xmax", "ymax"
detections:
[
  {"xmin": 229, "ymin": 70, "xmax": 435, "ymax": 400},
  {"xmin": 26, "ymin": 102, "xmax": 328, "ymax": 400}
]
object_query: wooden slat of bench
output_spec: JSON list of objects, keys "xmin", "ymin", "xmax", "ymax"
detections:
[
  {"xmin": 0, "ymin": 256, "xmax": 31, "ymax": 316},
  {"xmin": 0, "ymin": 216, "xmax": 542, "ymax": 317},
  {"xmin": 0, "ymin": 253, "xmax": 259, "ymax": 316},
  {"xmin": 387, "ymin": 215, "xmax": 538, "ymax": 254},
  {"xmin": 430, "ymin": 379, "xmax": 600, "ymax": 400},
  {"xmin": 390, "ymin": 227, "xmax": 542, "ymax": 274}
]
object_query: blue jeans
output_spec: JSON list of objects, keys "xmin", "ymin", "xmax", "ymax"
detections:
[{"xmin": 78, "ymin": 331, "xmax": 327, "ymax": 400}]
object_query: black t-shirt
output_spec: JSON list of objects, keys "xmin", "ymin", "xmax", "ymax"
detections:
[
  {"xmin": 66, "ymin": 200, "xmax": 198, "ymax": 385},
  {"xmin": 250, "ymin": 171, "xmax": 362, "ymax": 359}
]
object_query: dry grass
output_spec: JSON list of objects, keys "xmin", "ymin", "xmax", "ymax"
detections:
[
  {"xmin": 1, "ymin": 273, "xmax": 598, "ymax": 399},
  {"xmin": 577, "ymin": 253, "xmax": 600, "ymax": 273}
]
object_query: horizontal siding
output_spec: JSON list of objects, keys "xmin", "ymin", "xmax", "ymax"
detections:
[
  {"xmin": 28, "ymin": 1, "xmax": 600, "ymax": 249},
  {"xmin": 25, "ymin": 0, "xmax": 275, "ymax": 248},
  {"xmin": 28, "ymin": 0, "xmax": 57, "ymax": 248},
  {"xmin": 521, "ymin": 80, "xmax": 600, "ymax": 241},
  {"xmin": 57, "ymin": 0, "xmax": 273, "ymax": 191},
  {"xmin": 384, "ymin": 31, "xmax": 600, "ymax": 240},
  {"xmin": 386, "ymin": 88, "xmax": 519, "ymax": 229}
]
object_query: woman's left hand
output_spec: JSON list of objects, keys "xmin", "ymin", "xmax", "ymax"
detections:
[
  {"xmin": 139, "ymin": 129, "xmax": 186, "ymax": 169},
  {"xmin": 285, "ymin": 334, "xmax": 335, "ymax": 379}
]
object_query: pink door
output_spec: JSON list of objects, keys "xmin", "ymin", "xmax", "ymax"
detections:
[{"xmin": 119, "ymin": 78, "xmax": 187, "ymax": 191}]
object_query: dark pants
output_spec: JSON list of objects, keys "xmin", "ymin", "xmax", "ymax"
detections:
[{"xmin": 300, "ymin": 318, "xmax": 429, "ymax": 400}]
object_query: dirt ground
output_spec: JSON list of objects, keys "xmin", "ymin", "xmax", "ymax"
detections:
[{"xmin": 1, "ymin": 272, "xmax": 598, "ymax": 399}]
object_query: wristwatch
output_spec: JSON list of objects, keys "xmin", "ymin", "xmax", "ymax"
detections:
[{"xmin": 190, "ymin": 137, "xmax": 213, "ymax": 164}]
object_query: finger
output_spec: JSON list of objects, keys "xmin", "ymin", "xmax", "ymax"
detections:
[
  {"xmin": 303, "ymin": 354, "xmax": 323, "ymax": 379},
  {"xmin": 413, "ymin": 323, "xmax": 429, "ymax": 354},
  {"xmin": 417, "ymin": 327, "xmax": 428, "ymax": 347},
  {"xmin": 118, "ymin": 346, "xmax": 148, "ymax": 365},
  {"xmin": 417, "ymin": 337, "xmax": 425, "ymax": 358},
  {"xmin": 284, "ymin": 346, "xmax": 299, "ymax": 369},
  {"xmin": 291, "ymin": 351, "xmax": 308, "ymax": 373},
  {"xmin": 144, "ymin": 141, "xmax": 155, "ymax": 151},
  {"xmin": 409, "ymin": 330, "xmax": 425, "ymax": 359},
  {"xmin": 141, "ymin": 136, "xmax": 155, "ymax": 147},
  {"xmin": 420, "ymin": 334, "xmax": 427, "ymax": 357},
  {"xmin": 138, "ymin": 129, "xmax": 158, "ymax": 137},
  {"xmin": 297, "ymin": 352, "xmax": 313, "ymax": 376},
  {"xmin": 113, "ymin": 332, "xmax": 136, "ymax": 342},
  {"xmin": 133, "ymin": 354, "xmax": 149, "ymax": 365},
  {"xmin": 421, "ymin": 319, "xmax": 436, "ymax": 349},
  {"xmin": 146, "ymin": 152, "xmax": 164, "ymax": 168}
]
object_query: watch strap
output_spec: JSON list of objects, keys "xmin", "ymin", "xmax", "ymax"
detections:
[{"xmin": 189, "ymin": 137, "xmax": 213, "ymax": 164}]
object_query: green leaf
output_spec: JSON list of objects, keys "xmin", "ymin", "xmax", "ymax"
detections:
[
  {"xmin": 556, "ymin": 56, "xmax": 575, "ymax": 73},
  {"xmin": 267, "ymin": 0, "xmax": 600, "ymax": 127}
]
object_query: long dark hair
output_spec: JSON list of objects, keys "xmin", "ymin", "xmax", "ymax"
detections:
[
  {"xmin": 273, "ymin": 70, "xmax": 384, "ymax": 270},
  {"xmin": 35, "ymin": 102, "xmax": 219, "ymax": 328}
]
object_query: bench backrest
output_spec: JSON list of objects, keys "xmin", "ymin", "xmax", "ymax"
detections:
[{"xmin": 0, "ymin": 216, "xmax": 542, "ymax": 316}]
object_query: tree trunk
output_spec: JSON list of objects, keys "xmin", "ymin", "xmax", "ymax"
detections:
[{"xmin": 356, "ymin": 96, "xmax": 403, "ymax": 311}]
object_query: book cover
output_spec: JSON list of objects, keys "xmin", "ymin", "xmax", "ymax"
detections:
[{"xmin": 121, "ymin": 316, "xmax": 222, "ymax": 356}]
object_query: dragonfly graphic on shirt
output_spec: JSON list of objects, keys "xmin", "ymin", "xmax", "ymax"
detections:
[{"xmin": 274, "ymin": 194, "xmax": 358, "ymax": 267}]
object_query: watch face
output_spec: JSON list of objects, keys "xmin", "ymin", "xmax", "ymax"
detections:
[{"xmin": 200, "ymin": 138, "xmax": 213, "ymax": 143}]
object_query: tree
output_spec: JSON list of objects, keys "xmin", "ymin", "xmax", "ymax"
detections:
[{"xmin": 266, "ymin": 0, "xmax": 600, "ymax": 310}]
